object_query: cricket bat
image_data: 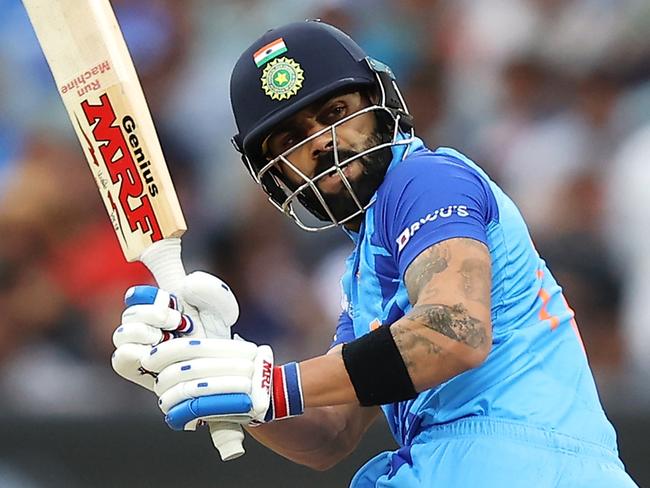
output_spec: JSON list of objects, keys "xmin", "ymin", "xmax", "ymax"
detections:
[{"xmin": 22, "ymin": 0, "xmax": 245, "ymax": 461}]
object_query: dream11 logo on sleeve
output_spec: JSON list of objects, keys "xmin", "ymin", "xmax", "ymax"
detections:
[
  {"xmin": 80, "ymin": 94, "xmax": 162, "ymax": 243},
  {"xmin": 396, "ymin": 204, "xmax": 470, "ymax": 252}
]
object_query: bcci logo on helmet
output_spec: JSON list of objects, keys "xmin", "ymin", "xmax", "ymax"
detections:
[{"xmin": 261, "ymin": 57, "xmax": 304, "ymax": 101}]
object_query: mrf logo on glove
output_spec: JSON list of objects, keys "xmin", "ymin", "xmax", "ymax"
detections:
[{"xmin": 261, "ymin": 360, "xmax": 273, "ymax": 394}]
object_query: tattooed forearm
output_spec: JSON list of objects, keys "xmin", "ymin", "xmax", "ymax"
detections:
[
  {"xmin": 405, "ymin": 303, "xmax": 487, "ymax": 349},
  {"xmin": 404, "ymin": 243, "xmax": 451, "ymax": 303},
  {"xmin": 458, "ymin": 258, "xmax": 491, "ymax": 307},
  {"xmin": 388, "ymin": 303, "xmax": 489, "ymax": 390}
]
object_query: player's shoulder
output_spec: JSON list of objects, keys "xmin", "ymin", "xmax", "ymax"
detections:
[
  {"xmin": 373, "ymin": 144, "xmax": 500, "ymax": 235},
  {"xmin": 379, "ymin": 145, "xmax": 491, "ymax": 198}
]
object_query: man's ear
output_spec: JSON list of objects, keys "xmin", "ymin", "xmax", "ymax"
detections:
[{"xmin": 365, "ymin": 87, "xmax": 381, "ymax": 105}]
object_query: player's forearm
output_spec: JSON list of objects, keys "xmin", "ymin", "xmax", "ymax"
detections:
[
  {"xmin": 246, "ymin": 404, "xmax": 379, "ymax": 470},
  {"xmin": 299, "ymin": 349, "xmax": 359, "ymax": 406},
  {"xmin": 294, "ymin": 306, "xmax": 490, "ymax": 407},
  {"xmin": 389, "ymin": 302, "xmax": 492, "ymax": 392},
  {"xmin": 242, "ymin": 346, "xmax": 375, "ymax": 469}
]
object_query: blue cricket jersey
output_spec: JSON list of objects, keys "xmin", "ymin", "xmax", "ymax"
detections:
[{"xmin": 331, "ymin": 137, "xmax": 618, "ymax": 452}]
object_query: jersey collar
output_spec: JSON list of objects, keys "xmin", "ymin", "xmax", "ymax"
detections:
[{"xmin": 343, "ymin": 134, "xmax": 425, "ymax": 243}]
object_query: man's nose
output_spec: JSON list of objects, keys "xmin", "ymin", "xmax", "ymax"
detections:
[{"xmin": 309, "ymin": 123, "xmax": 335, "ymax": 160}]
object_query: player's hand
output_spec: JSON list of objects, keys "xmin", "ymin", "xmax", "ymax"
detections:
[
  {"xmin": 140, "ymin": 337, "xmax": 304, "ymax": 430},
  {"xmin": 111, "ymin": 272, "xmax": 239, "ymax": 391}
]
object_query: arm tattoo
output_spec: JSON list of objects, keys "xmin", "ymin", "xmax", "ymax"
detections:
[
  {"xmin": 405, "ymin": 238, "xmax": 491, "ymax": 306},
  {"xmin": 404, "ymin": 243, "xmax": 450, "ymax": 303},
  {"xmin": 458, "ymin": 258, "xmax": 491, "ymax": 307},
  {"xmin": 391, "ymin": 324, "xmax": 443, "ymax": 368},
  {"xmin": 460, "ymin": 238, "xmax": 487, "ymax": 251},
  {"xmin": 405, "ymin": 303, "xmax": 487, "ymax": 349},
  {"xmin": 394, "ymin": 239, "xmax": 491, "ymax": 381}
]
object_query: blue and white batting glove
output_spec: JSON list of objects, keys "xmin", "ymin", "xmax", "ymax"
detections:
[
  {"xmin": 111, "ymin": 272, "xmax": 239, "ymax": 392},
  {"xmin": 111, "ymin": 286, "xmax": 194, "ymax": 391},
  {"xmin": 140, "ymin": 337, "xmax": 305, "ymax": 430}
]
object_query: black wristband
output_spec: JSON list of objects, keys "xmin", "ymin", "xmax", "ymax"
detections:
[{"xmin": 342, "ymin": 325, "xmax": 417, "ymax": 406}]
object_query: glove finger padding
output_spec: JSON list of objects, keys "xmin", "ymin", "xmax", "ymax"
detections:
[
  {"xmin": 154, "ymin": 357, "xmax": 254, "ymax": 395},
  {"xmin": 155, "ymin": 343, "xmax": 275, "ymax": 425},
  {"xmin": 111, "ymin": 278, "xmax": 240, "ymax": 402},
  {"xmin": 112, "ymin": 343, "xmax": 157, "ymax": 391},
  {"xmin": 158, "ymin": 376, "xmax": 253, "ymax": 413},
  {"xmin": 165, "ymin": 394, "xmax": 254, "ymax": 430},
  {"xmin": 112, "ymin": 322, "xmax": 166, "ymax": 348},
  {"xmin": 122, "ymin": 286, "xmax": 193, "ymax": 334},
  {"xmin": 142, "ymin": 338, "xmax": 257, "ymax": 373},
  {"xmin": 181, "ymin": 272, "xmax": 239, "ymax": 337},
  {"xmin": 112, "ymin": 285, "xmax": 195, "ymax": 391}
]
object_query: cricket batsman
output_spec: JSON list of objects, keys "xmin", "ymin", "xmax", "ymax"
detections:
[{"xmin": 111, "ymin": 21, "xmax": 639, "ymax": 487}]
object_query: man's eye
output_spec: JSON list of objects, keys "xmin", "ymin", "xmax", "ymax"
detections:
[
  {"xmin": 325, "ymin": 105, "xmax": 346, "ymax": 123},
  {"xmin": 267, "ymin": 133, "xmax": 295, "ymax": 157},
  {"xmin": 281, "ymin": 134, "xmax": 296, "ymax": 149}
]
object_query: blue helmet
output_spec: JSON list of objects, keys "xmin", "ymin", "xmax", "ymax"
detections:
[{"xmin": 230, "ymin": 20, "xmax": 413, "ymax": 230}]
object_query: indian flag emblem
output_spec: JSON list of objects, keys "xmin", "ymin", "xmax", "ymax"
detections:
[
  {"xmin": 253, "ymin": 38, "xmax": 288, "ymax": 68},
  {"xmin": 261, "ymin": 57, "xmax": 305, "ymax": 101}
]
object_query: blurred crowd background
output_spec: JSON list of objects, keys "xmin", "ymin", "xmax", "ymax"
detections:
[{"xmin": 1, "ymin": 0, "xmax": 650, "ymax": 485}]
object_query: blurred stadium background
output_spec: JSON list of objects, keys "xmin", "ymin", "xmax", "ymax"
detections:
[{"xmin": 1, "ymin": 0, "xmax": 649, "ymax": 486}]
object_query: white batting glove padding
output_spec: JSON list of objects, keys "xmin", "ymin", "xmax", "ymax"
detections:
[
  {"xmin": 110, "ymin": 273, "xmax": 242, "ymax": 400},
  {"xmin": 112, "ymin": 322, "xmax": 164, "ymax": 349},
  {"xmin": 111, "ymin": 343, "xmax": 157, "ymax": 391},
  {"xmin": 142, "ymin": 337, "xmax": 258, "ymax": 372},
  {"xmin": 180, "ymin": 272, "xmax": 239, "ymax": 337},
  {"xmin": 157, "ymin": 377, "xmax": 253, "ymax": 414},
  {"xmin": 111, "ymin": 286, "xmax": 194, "ymax": 391},
  {"xmin": 121, "ymin": 287, "xmax": 184, "ymax": 331},
  {"xmin": 142, "ymin": 338, "xmax": 273, "ymax": 424},
  {"xmin": 154, "ymin": 358, "xmax": 254, "ymax": 395}
]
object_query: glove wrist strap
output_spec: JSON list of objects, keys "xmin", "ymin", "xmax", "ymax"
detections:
[{"xmin": 265, "ymin": 362, "xmax": 304, "ymax": 422}]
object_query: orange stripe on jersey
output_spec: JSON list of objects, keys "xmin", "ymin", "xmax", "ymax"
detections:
[
  {"xmin": 538, "ymin": 287, "xmax": 560, "ymax": 330},
  {"xmin": 369, "ymin": 318, "xmax": 381, "ymax": 331},
  {"xmin": 536, "ymin": 267, "xmax": 586, "ymax": 353},
  {"xmin": 562, "ymin": 295, "xmax": 586, "ymax": 354}
]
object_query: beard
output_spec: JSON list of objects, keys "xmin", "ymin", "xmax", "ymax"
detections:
[{"xmin": 295, "ymin": 131, "xmax": 393, "ymax": 224}]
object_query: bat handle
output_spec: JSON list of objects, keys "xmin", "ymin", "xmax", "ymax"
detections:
[{"xmin": 140, "ymin": 237, "xmax": 245, "ymax": 461}]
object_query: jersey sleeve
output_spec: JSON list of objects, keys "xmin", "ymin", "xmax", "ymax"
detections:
[
  {"xmin": 376, "ymin": 153, "xmax": 498, "ymax": 278},
  {"xmin": 329, "ymin": 310, "xmax": 355, "ymax": 350}
]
